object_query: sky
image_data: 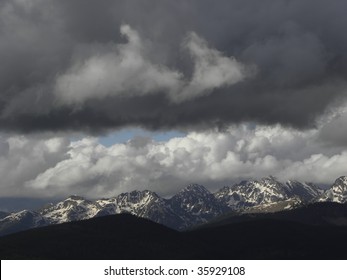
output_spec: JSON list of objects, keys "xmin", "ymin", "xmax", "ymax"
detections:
[{"xmin": 0, "ymin": 0, "xmax": 346, "ymax": 202}]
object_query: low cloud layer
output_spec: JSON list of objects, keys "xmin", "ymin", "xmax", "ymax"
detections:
[
  {"xmin": 0, "ymin": 0, "xmax": 347, "ymax": 134},
  {"xmin": 0, "ymin": 135, "xmax": 70, "ymax": 197},
  {"xmin": 0, "ymin": 117, "xmax": 345, "ymax": 198}
]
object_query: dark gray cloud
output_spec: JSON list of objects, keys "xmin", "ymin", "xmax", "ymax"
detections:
[{"xmin": 1, "ymin": 0, "xmax": 347, "ymax": 133}]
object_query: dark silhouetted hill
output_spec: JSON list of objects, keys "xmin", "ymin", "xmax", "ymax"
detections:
[
  {"xmin": 198, "ymin": 202, "xmax": 347, "ymax": 228},
  {"xmin": 1, "ymin": 205, "xmax": 347, "ymax": 260}
]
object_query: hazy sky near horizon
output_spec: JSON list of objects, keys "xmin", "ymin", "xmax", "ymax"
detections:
[{"xmin": 0, "ymin": 0, "xmax": 346, "ymax": 199}]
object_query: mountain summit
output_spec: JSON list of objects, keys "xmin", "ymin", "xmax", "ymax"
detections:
[
  {"xmin": 1, "ymin": 176, "xmax": 346, "ymax": 236},
  {"xmin": 319, "ymin": 176, "xmax": 347, "ymax": 203}
]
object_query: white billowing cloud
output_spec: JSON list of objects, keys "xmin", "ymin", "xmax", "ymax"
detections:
[
  {"xmin": 0, "ymin": 135, "xmax": 69, "ymax": 197},
  {"xmin": 318, "ymin": 104, "xmax": 347, "ymax": 146},
  {"xmin": 55, "ymin": 24, "xmax": 252, "ymax": 104},
  {"xmin": 277, "ymin": 152, "xmax": 347, "ymax": 184},
  {"xmin": 17, "ymin": 124, "xmax": 346, "ymax": 199},
  {"xmin": 174, "ymin": 32, "xmax": 252, "ymax": 102}
]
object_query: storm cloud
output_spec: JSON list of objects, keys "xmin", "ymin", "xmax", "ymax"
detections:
[
  {"xmin": 54, "ymin": 25, "xmax": 251, "ymax": 104},
  {"xmin": 1, "ymin": 0, "xmax": 347, "ymax": 134}
]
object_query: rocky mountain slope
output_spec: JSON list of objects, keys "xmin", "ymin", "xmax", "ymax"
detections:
[
  {"xmin": 0, "ymin": 176, "xmax": 346, "ymax": 236},
  {"xmin": 214, "ymin": 176, "xmax": 321, "ymax": 210},
  {"xmin": 318, "ymin": 176, "xmax": 347, "ymax": 203}
]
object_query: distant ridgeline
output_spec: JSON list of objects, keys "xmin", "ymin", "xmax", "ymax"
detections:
[{"xmin": 1, "ymin": 176, "xmax": 347, "ymax": 236}]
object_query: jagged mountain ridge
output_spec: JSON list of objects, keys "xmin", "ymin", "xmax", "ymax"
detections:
[
  {"xmin": 168, "ymin": 184, "xmax": 228, "ymax": 228},
  {"xmin": 1, "ymin": 176, "xmax": 346, "ymax": 236},
  {"xmin": 0, "ymin": 210, "xmax": 48, "ymax": 236},
  {"xmin": 319, "ymin": 176, "xmax": 347, "ymax": 203},
  {"xmin": 214, "ymin": 176, "xmax": 321, "ymax": 209}
]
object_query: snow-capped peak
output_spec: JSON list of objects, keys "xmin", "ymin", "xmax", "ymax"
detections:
[
  {"xmin": 214, "ymin": 177, "xmax": 292, "ymax": 210},
  {"xmin": 334, "ymin": 176, "xmax": 347, "ymax": 186},
  {"xmin": 1, "ymin": 176, "xmax": 347, "ymax": 236},
  {"xmin": 319, "ymin": 176, "xmax": 347, "ymax": 203},
  {"xmin": 38, "ymin": 195, "xmax": 102, "ymax": 224}
]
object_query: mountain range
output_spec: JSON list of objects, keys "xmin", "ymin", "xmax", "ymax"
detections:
[
  {"xmin": 0, "ymin": 176, "xmax": 346, "ymax": 236},
  {"xmin": 2, "ymin": 203, "xmax": 347, "ymax": 259}
]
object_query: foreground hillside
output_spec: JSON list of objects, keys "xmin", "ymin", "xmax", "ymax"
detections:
[{"xmin": 1, "ymin": 204, "xmax": 347, "ymax": 259}]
